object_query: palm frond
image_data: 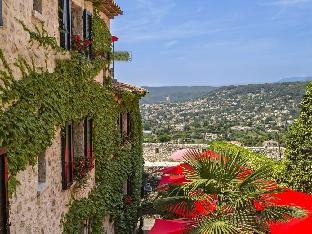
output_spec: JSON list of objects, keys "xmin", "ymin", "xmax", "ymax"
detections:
[{"xmin": 258, "ymin": 205, "xmax": 307, "ymax": 223}]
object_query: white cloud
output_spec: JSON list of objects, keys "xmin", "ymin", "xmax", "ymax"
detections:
[
  {"xmin": 261, "ymin": 0, "xmax": 311, "ymax": 6},
  {"xmin": 165, "ymin": 40, "xmax": 178, "ymax": 47}
]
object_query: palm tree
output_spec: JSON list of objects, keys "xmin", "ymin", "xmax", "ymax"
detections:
[{"xmin": 155, "ymin": 149, "xmax": 304, "ymax": 234}]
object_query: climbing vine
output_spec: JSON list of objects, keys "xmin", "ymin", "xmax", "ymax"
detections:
[
  {"xmin": 92, "ymin": 9, "xmax": 112, "ymax": 57},
  {"xmin": 0, "ymin": 12, "xmax": 144, "ymax": 234}
]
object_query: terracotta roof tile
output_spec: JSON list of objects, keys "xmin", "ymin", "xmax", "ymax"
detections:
[{"xmin": 112, "ymin": 80, "xmax": 148, "ymax": 96}]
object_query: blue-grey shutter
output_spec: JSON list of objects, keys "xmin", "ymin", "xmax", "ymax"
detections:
[
  {"xmin": 83, "ymin": 10, "xmax": 92, "ymax": 58},
  {"xmin": 59, "ymin": 0, "xmax": 72, "ymax": 49}
]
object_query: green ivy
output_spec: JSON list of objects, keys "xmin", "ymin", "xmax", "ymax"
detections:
[
  {"xmin": 284, "ymin": 82, "xmax": 312, "ymax": 192},
  {"xmin": 92, "ymin": 10, "xmax": 112, "ymax": 57},
  {"xmin": 0, "ymin": 14, "xmax": 144, "ymax": 234}
]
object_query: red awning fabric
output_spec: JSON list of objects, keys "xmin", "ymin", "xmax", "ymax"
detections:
[
  {"xmin": 149, "ymin": 219, "xmax": 192, "ymax": 234},
  {"xmin": 158, "ymin": 175, "xmax": 187, "ymax": 186},
  {"xmin": 160, "ymin": 163, "xmax": 193, "ymax": 175},
  {"xmin": 269, "ymin": 190, "xmax": 312, "ymax": 234}
]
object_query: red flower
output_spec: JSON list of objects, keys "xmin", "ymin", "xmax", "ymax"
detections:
[
  {"xmin": 73, "ymin": 35, "xmax": 81, "ymax": 42},
  {"xmin": 112, "ymin": 36, "xmax": 119, "ymax": 42}
]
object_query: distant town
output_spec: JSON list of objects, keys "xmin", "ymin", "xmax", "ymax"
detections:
[{"xmin": 141, "ymin": 82, "xmax": 307, "ymax": 146}]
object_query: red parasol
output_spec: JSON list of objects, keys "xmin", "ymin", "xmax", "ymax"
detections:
[{"xmin": 149, "ymin": 219, "xmax": 193, "ymax": 234}]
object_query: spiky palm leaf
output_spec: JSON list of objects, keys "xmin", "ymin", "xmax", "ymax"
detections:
[{"xmin": 155, "ymin": 149, "xmax": 305, "ymax": 233}]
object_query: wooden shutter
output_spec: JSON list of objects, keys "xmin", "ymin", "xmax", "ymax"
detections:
[
  {"xmin": 0, "ymin": 0, "xmax": 3, "ymax": 27},
  {"xmin": 83, "ymin": 10, "xmax": 92, "ymax": 59},
  {"xmin": 59, "ymin": 0, "xmax": 72, "ymax": 49},
  {"xmin": 61, "ymin": 123, "xmax": 74, "ymax": 190},
  {"xmin": 84, "ymin": 118, "xmax": 93, "ymax": 160},
  {"xmin": 0, "ymin": 148, "xmax": 9, "ymax": 234}
]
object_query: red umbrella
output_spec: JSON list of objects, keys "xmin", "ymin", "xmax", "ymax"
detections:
[
  {"xmin": 149, "ymin": 219, "xmax": 193, "ymax": 234},
  {"xmin": 158, "ymin": 175, "xmax": 188, "ymax": 187},
  {"xmin": 160, "ymin": 164, "xmax": 193, "ymax": 175},
  {"xmin": 269, "ymin": 190, "xmax": 312, "ymax": 234}
]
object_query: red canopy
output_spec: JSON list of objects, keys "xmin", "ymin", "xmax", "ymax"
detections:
[
  {"xmin": 158, "ymin": 175, "xmax": 187, "ymax": 187},
  {"xmin": 160, "ymin": 163, "xmax": 193, "ymax": 175},
  {"xmin": 149, "ymin": 219, "xmax": 192, "ymax": 234},
  {"xmin": 269, "ymin": 190, "xmax": 312, "ymax": 234}
]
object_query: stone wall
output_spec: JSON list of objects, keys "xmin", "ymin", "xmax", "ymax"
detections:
[
  {"xmin": 0, "ymin": 0, "xmax": 113, "ymax": 233},
  {"xmin": 9, "ymin": 128, "xmax": 96, "ymax": 234},
  {"xmin": 143, "ymin": 143, "xmax": 285, "ymax": 163},
  {"xmin": 143, "ymin": 143, "xmax": 209, "ymax": 162}
]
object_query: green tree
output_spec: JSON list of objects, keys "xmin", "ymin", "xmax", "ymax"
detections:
[{"xmin": 285, "ymin": 82, "xmax": 312, "ymax": 192}]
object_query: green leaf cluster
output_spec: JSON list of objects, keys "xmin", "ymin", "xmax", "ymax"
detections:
[{"xmin": 284, "ymin": 82, "xmax": 312, "ymax": 192}]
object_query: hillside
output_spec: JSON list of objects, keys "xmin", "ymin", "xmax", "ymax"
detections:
[
  {"xmin": 277, "ymin": 76, "xmax": 312, "ymax": 83},
  {"xmin": 141, "ymin": 86, "xmax": 216, "ymax": 104},
  {"xmin": 141, "ymin": 82, "xmax": 308, "ymax": 146}
]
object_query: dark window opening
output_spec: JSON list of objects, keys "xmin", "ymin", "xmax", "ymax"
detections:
[
  {"xmin": 59, "ymin": 0, "xmax": 72, "ymax": 49},
  {"xmin": 38, "ymin": 151, "xmax": 47, "ymax": 185},
  {"xmin": 155, "ymin": 148, "xmax": 159, "ymax": 154},
  {"xmin": 0, "ymin": 0, "xmax": 3, "ymax": 26},
  {"xmin": 84, "ymin": 117, "xmax": 93, "ymax": 161},
  {"xmin": 127, "ymin": 177, "xmax": 133, "ymax": 196},
  {"xmin": 118, "ymin": 113, "xmax": 131, "ymax": 143},
  {"xmin": 33, "ymin": 0, "xmax": 42, "ymax": 13},
  {"xmin": 80, "ymin": 218, "xmax": 92, "ymax": 234},
  {"xmin": 83, "ymin": 10, "xmax": 92, "ymax": 59},
  {"xmin": 0, "ymin": 148, "xmax": 9, "ymax": 234},
  {"xmin": 61, "ymin": 122, "xmax": 74, "ymax": 190}
]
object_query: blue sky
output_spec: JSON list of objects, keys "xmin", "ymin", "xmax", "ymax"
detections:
[{"xmin": 111, "ymin": 0, "xmax": 312, "ymax": 87}]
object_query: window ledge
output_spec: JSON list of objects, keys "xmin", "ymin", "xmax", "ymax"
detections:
[
  {"xmin": 32, "ymin": 10, "xmax": 44, "ymax": 22},
  {"xmin": 37, "ymin": 182, "xmax": 48, "ymax": 195}
]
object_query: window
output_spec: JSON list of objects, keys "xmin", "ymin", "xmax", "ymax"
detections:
[
  {"xmin": 155, "ymin": 148, "xmax": 159, "ymax": 154},
  {"xmin": 61, "ymin": 122, "xmax": 74, "ymax": 190},
  {"xmin": 80, "ymin": 219, "xmax": 92, "ymax": 234},
  {"xmin": 118, "ymin": 113, "xmax": 131, "ymax": 143},
  {"xmin": 37, "ymin": 151, "xmax": 47, "ymax": 191},
  {"xmin": 127, "ymin": 177, "xmax": 133, "ymax": 195},
  {"xmin": 33, "ymin": 0, "xmax": 42, "ymax": 13},
  {"xmin": 0, "ymin": 0, "xmax": 3, "ymax": 26},
  {"xmin": 0, "ymin": 147, "xmax": 9, "ymax": 234},
  {"xmin": 83, "ymin": 10, "xmax": 92, "ymax": 59},
  {"xmin": 59, "ymin": 0, "xmax": 72, "ymax": 49},
  {"xmin": 84, "ymin": 118, "xmax": 93, "ymax": 161}
]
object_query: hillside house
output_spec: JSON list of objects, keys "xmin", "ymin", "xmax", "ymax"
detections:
[{"xmin": 0, "ymin": 0, "xmax": 146, "ymax": 233}]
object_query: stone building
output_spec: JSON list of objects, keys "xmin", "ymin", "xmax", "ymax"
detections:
[{"xmin": 0, "ymin": 0, "xmax": 146, "ymax": 233}]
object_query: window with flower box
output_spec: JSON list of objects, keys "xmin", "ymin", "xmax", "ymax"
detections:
[
  {"xmin": 61, "ymin": 122, "xmax": 74, "ymax": 190},
  {"xmin": 0, "ymin": 147, "xmax": 9, "ymax": 234},
  {"xmin": 59, "ymin": 0, "xmax": 72, "ymax": 49}
]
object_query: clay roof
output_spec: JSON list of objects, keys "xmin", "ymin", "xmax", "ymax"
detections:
[
  {"xmin": 97, "ymin": 0, "xmax": 123, "ymax": 19},
  {"xmin": 112, "ymin": 80, "xmax": 148, "ymax": 96}
]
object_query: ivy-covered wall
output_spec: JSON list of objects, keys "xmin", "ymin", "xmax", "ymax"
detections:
[{"xmin": 0, "ymin": 3, "xmax": 144, "ymax": 233}]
